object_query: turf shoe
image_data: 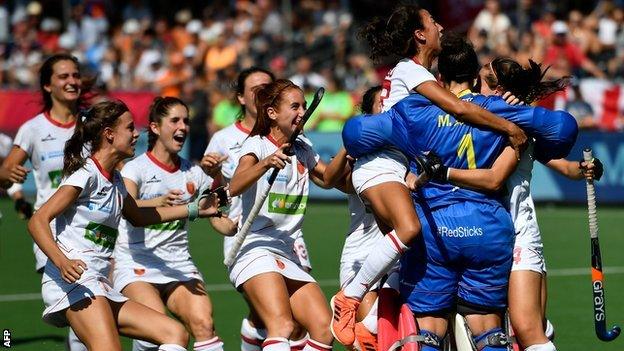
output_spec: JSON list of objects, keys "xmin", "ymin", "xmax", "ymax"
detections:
[
  {"xmin": 354, "ymin": 322, "xmax": 378, "ymax": 351},
  {"xmin": 330, "ymin": 290, "xmax": 360, "ymax": 346}
]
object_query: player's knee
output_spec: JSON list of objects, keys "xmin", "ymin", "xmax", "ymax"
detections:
[
  {"xmin": 158, "ymin": 321, "xmax": 189, "ymax": 347},
  {"xmin": 186, "ymin": 312, "xmax": 216, "ymax": 339},
  {"xmin": 306, "ymin": 313, "xmax": 333, "ymax": 343},
  {"xmin": 511, "ymin": 317, "xmax": 545, "ymax": 342},
  {"xmin": 395, "ymin": 220, "xmax": 421, "ymax": 245},
  {"xmin": 265, "ymin": 316, "xmax": 295, "ymax": 338},
  {"xmin": 473, "ymin": 327, "xmax": 510, "ymax": 350}
]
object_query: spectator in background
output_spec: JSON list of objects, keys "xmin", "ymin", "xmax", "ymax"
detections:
[
  {"xmin": 543, "ymin": 20, "xmax": 606, "ymax": 79},
  {"xmin": 156, "ymin": 51, "xmax": 192, "ymax": 98},
  {"xmin": 290, "ymin": 56, "xmax": 327, "ymax": 91},
  {"xmin": 122, "ymin": 0, "xmax": 152, "ymax": 23},
  {"xmin": 565, "ymin": 77, "xmax": 597, "ymax": 129},
  {"xmin": 469, "ymin": 0, "xmax": 511, "ymax": 50},
  {"xmin": 306, "ymin": 74, "xmax": 353, "ymax": 132},
  {"xmin": 209, "ymin": 91, "xmax": 239, "ymax": 135}
]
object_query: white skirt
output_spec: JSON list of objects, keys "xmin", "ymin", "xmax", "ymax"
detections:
[
  {"xmin": 228, "ymin": 249, "xmax": 315, "ymax": 288},
  {"xmin": 41, "ymin": 249, "xmax": 127, "ymax": 327},
  {"xmin": 113, "ymin": 259, "xmax": 204, "ymax": 292}
]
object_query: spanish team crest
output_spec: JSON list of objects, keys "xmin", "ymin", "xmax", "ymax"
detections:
[{"xmin": 186, "ymin": 181, "xmax": 196, "ymax": 195}]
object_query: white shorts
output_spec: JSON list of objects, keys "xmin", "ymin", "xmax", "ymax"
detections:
[
  {"xmin": 512, "ymin": 229, "xmax": 546, "ymax": 274},
  {"xmin": 228, "ymin": 249, "xmax": 315, "ymax": 288},
  {"xmin": 225, "ymin": 235, "xmax": 312, "ymax": 271},
  {"xmin": 340, "ymin": 227, "xmax": 383, "ymax": 289},
  {"xmin": 352, "ymin": 148, "xmax": 408, "ymax": 196},
  {"xmin": 41, "ymin": 247, "xmax": 126, "ymax": 327},
  {"xmin": 113, "ymin": 259, "xmax": 204, "ymax": 292}
]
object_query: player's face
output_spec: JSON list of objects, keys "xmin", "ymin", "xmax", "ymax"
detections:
[
  {"xmin": 418, "ymin": 10, "xmax": 443, "ymax": 53},
  {"xmin": 110, "ymin": 112, "xmax": 139, "ymax": 158},
  {"xmin": 239, "ymin": 72, "xmax": 273, "ymax": 118},
  {"xmin": 478, "ymin": 67, "xmax": 500, "ymax": 96},
  {"xmin": 269, "ymin": 88, "xmax": 306, "ymax": 138},
  {"xmin": 152, "ymin": 104, "xmax": 190, "ymax": 153},
  {"xmin": 45, "ymin": 60, "xmax": 82, "ymax": 105}
]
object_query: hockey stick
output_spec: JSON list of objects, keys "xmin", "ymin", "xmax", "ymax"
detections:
[
  {"xmin": 584, "ymin": 148, "xmax": 621, "ymax": 342},
  {"xmin": 223, "ymin": 87, "xmax": 325, "ymax": 266}
]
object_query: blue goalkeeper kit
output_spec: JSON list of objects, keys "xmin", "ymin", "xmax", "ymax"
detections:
[{"xmin": 342, "ymin": 91, "xmax": 578, "ymax": 312}]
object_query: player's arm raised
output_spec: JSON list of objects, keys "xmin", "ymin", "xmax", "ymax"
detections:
[
  {"xmin": 416, "ymin": 81, "xmax": 527, "ymax": 158},
  {"xmin": 28, "ymin": 185, "xmax": 86, "ymax": 283}
]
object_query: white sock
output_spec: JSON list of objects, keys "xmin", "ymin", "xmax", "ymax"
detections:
[
  {"xmin": 344, "ymin": 231, "xmax": 407, "ymax": 299},
  {"xmin": 525, "ymin": 341, "xmax": 556, "ymax": 351},
  {"xmin": 67, "ymin": 328, "xmax": 88, "ymax": 351},
  {"xmin": 133, "ymin": 339, "xmax": 159, "ymax": 351},
  {"xmin": 302, "ymin": 339, "xmax": 332, "ymax": 351},
  {"xmin": 241, "ymin": 318, "xmax": 267, "ymax": 351},
  {"xmin": 194, "ymin": 336, "xmax": 224, "ymax": 350},
  {"xmin": 262, "ymin": 337, "xmax": 290, "ymax": 351},
  {"xmin": 158, "ymin": 344, "xmax": 187, "ymax": 351},
  {"xmin": 289, "ymin": 336, "xmax": 308, "ymax": 350},
  {"xmin": 361, "ymin": 297, "xmax": 379, "ymax": 334},
  {"xmin": 544, "ymin": 319, "xmax": 555, "ymax": 340}
]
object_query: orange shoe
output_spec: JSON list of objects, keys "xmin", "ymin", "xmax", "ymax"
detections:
[
  {"xmin": 330, "ymin": 290, "xmax": 360, "ymax": 346},
  {"xmin": 354, "ymin": 322, "xmax": 378, "ymax": 351}
]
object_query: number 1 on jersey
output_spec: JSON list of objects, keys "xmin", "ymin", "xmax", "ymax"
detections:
[{"xmin": 457, "ymin": 133, "xmax": 476, "ymax": 169}]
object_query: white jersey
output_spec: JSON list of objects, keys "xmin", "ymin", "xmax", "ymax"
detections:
[
  {"xmin": 54, "ymin": 158, "xmax": 127, "ymax": 260},
  {"xmin": 14, "ymin": 112, "xmax": 76, "ymax": 209},
  {"xmin": 205, "ymin": 121, "xmax": 250, "ymax": 258},
  {"xmin": 380, "ymin": 58, "xmax": 437, "ymax": 112},
  {"xmin": 235, "ymin": 135, "xmax": 319, "ymax": 262},
  {"xmin": 114, "ymin": 152, "xmax": 214, "ymax": 266}
]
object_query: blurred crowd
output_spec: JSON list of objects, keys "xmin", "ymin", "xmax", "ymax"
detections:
[{"xmin": 1, "ymin": 0, "xmax": 624, "ymax": 140}]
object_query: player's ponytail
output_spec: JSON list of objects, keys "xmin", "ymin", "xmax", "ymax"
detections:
[
  {"xmin": 147, "ymin": 96, "xmax": 188, "ymax": 151},
  {"xmin": 63, "ymin": 100, "xmax": 129, "ymax": 177},
  {"xmin": 359, "ymin": 5, "xmax": 424, "ymax": 61},
  {"xmin": 251, "ymin": 79, "xmax": 301, "ymax": 137},
  {"xmin": 484, "ymin": 58, "xmax": 570, "ymax": 104}
]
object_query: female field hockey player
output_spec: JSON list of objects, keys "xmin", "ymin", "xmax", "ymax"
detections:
[
  {"xmin": 338, "ymin": 35, "xmax": 578, "ymax": 350},
  {"xmin": 0, "ymin": 53, "xmax": 89, "ymax": 350},
  {"xmin": 323, "ymin": 86, "xmax": 384, "ymax": 351},
  {"xmin": 331, "ymin": 5, "xmax": 527, "ymax": 345},
  {"xmin": 205, "ymin": 68, "xmax": 311, "ymax": 350},
  {"xmin": 1, "ymin": 53, "xmax": 84, "ymax": 272},
  {"xmin": 228, "ymin": 79, "xmax": 339, "ymax": 351},
  {"xmin": 28, "ymin": 100, "xmax": 224, "ymax": 351},
  {"xmin": 113, "ymin": 97, "xmax": 235, "ymax": 351},
  {"xmin": 446, "ymin": 57, "xmax": 602, "ymax": 351}
]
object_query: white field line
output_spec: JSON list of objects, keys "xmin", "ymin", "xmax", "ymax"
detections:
[{"xmin": 2, "ymin": 268, "xmax": 624, "ymax": 303}]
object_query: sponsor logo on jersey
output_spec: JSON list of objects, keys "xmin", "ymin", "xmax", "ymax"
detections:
[
  {"xmin": 40, "ymin": 150, "xmax": 64, "ymax": 161},
  {"xmin": 134, "ymin": 268, "xmax": 145, "ymax": 276},
  {"xmin": 437, "ymin": 225, "xmax": 483, "ymax": 238},
  {"xmin": 84, "ymin": 221, "xmax": 118, "ymax": 249},
  {"xmin": 146, "ymin": 175, "xmax": 161, "ymax": 184},
  {"xmin": 268, "ymin": 193, "xmax": 307, "ymax": 215},
  {"xmin": 146, "ymin": 219, "xmax": 186, "ymax": 231},
  {"xmin": 297, "ymin": 161, "xmax": 305, "ymax": 175},
  {"xmin": 41, "ymin": 134, "xmax": 56, "ymax": 142},
  {"xmin": 48, "ymin": 170, "xmax": 63, "ymax": 189}
]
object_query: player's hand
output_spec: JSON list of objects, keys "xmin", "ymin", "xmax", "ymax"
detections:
[
  {"xmin": 58, "ymin": 258, "xmax": 87, "ymax": 284},
  {"xmin": 580, "ymin": 157, "xmax": 603, "ymax": 181},
  {"xmin": 14, "ymin": 198, "xmax": 33, "ymax": 219},
  {"xmin": 159, "ymin": 189, "xmax": 185, "ymax": 206},
  {"xmin": 405, "ymin": 172, "xmax": 424, "ymax": 191},
  {"xmin": 415, "ymin": 152, "xmax": 448, "ymax": 182},
  {"xmin": 264, "ymin": 143, "xmax": 292, "ymax": 170},
  {"xmin": 198, "ymin": 186, "xmax": 230, "ymax": 218},
  {"xmin": 507, "ymin": 124, "xmax": 527, "ymax": 160},
  {"xmin": 502, "ymin": 91, "xmax": 525, "ymax": 106},
  {"xmin": 6, "ymin": 164, "xmax": 29, "ymax": 184},
  {"xmin": 201, "ymin": 153, "xmax": 228, "ymax": 177}
]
